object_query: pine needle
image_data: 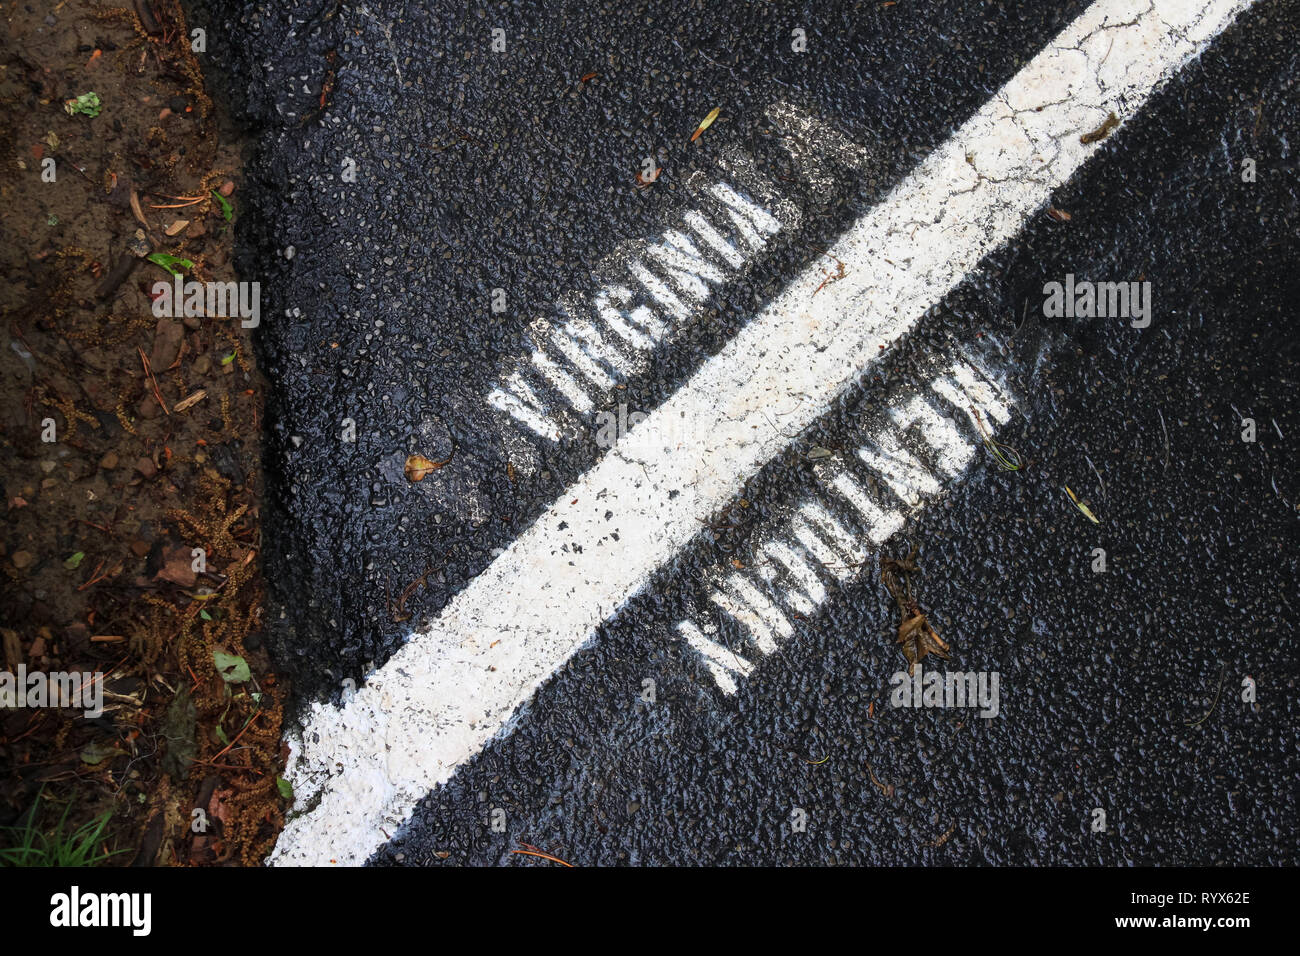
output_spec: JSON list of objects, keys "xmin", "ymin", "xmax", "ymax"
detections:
[
  {"xmin": 1064, "ymin": 485, "xmax": 1100, "ymax": 523},
  {"xmin": 511, "ymin": 846, "xmax": 574, "ymax": 867},
  {"xmin": 971, "ymin": 406, "xmax": 1021, "ymax": 471}
]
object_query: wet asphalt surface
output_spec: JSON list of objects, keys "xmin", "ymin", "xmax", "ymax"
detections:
[{"xmin": 200, "ymin": 0, "xmax": 1299, "ymax": 864}]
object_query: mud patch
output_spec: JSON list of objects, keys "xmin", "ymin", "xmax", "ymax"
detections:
[{"xmin": 1, "ymin": 0, "xmax": 283, "ymax": 865}]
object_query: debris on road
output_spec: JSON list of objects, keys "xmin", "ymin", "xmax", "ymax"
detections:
[
  {"xmin": 972, "ymin": 406, "xmax": 1022, "ymax": 471},
  {"xmin": 925, "ymin": 821, "xmax": 958, "ymax": 848},
  {"xmin": 881, "ymin": 545, "xmax": 951, "ymax": 674},
  {"xmin": 690, "ymin": 106, "xmax": 722, "ymax": 142},
  {"xmin": 1184, "ymin": 663, "xmax": 1229, "ymax": 728},
  {"xmin": 634, "ymin": 164, "xmax": 661, "ymax": 188},
  {"xmin": 511, "ymin": 843, "xmax": 575, "ymax": 867},
  {"xmin": 1080, "ymin": 111, "xmax": 1120, "ymax": 144},
  {"xmin": 404, "ymin": 452, "xmax": 453, "ymax": 482},
  {"xmin": 867, "ymin": 763, "xmax": 896, "ymax": 798},
  {"xmin": 1064, "ymin": 485, "xmax": 1101, "ymax": 524}
]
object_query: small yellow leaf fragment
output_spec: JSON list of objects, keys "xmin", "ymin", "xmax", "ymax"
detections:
[
  {"xmin": 1065, "ymin": 485, "xmax": 1100, "ymax": 524},
  {"xmin": 690, "ymin": 107, "xmax": 722, "ymax": 143}
]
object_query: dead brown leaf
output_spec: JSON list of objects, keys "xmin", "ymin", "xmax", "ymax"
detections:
[
  {"xmin": 154, "ymin": 546, "xmax": 197, "ymax": 588},
  {"xmin": 404, "ymin": 451, "xmax": 452, "ymax": 481},
  {"xmin": 635, "ymin": 165, "xmax": 661, "ymax": 188},
  {"xmin": 881, "ymin": 545, "xmax": 951, "ymax": 673},
  {"xmin": 897, "ymin": 609, "xmax": 950, "ymax": 674}
]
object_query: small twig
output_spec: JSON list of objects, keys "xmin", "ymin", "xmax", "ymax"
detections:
[
  {"xmin": 76, "ymin": 559, "xmax": 114, "ymax": 591},
  {"xmin": 138, "ymin": 347, "xmax": 169, "ymax": 415},
  {"xmin": 691, "ymin": 46, "xmax": 741, "ymax": 78},
  {"xmin": 205, "ymin": 712, "xmax": 262, "ymax": 764},
  {"xmin": 867, "ymin": 763, "xmax": 895, "ymax": 797},
  {"xmin": 1185, "ymin": 664, "xmax": 1228, "ymax": 728},
  {"xmin": 45, "ymin": 146, "xmax": 98, "ymax": 186},
  {"xmin": 1157, "ymin": 408, "xmax": 1170, "ymax": 473},
  {"xmin": 924, "ymin": 821, "xmax": 957, "ymax": 848},
  {"xmin": 820, "ymin": 556, "xmax": 872, "ymax": 572},
  {"xmin": 3, "ymin": 711, "xmax": 47, "ymax": 744},
  {"xmin": 1083, "ymin": 448, "xmax": 1107, "ymax": 501},
  {"xmin": 1012, "ymin": 298, "xmax": 1030, "ymax": 338},
  {"xmin": 389, "ymin": 565, "xmax": 436, "ymax": 622},
  {"xmin": 807, "ymin": 244, "xmax": 848, "ymax": 296}
]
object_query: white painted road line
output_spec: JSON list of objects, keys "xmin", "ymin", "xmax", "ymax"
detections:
[{"xmin": 271, "ymin": 0, "xmax": 1255, "ymax": 865}]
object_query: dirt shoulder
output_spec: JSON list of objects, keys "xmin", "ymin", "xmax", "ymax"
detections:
[{"xmin": 1, "ymin": 0, "xmax": 284, "ymax": 866}]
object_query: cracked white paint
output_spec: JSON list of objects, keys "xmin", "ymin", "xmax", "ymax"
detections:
[{"xmin": 271, "ymin": 0, "xmax": 1254, "ymax": 866}]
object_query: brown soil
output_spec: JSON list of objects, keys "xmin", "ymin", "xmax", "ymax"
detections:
[{"xmin": 1, "ymin": 0, "xmax": 285, "ymax": 866}]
